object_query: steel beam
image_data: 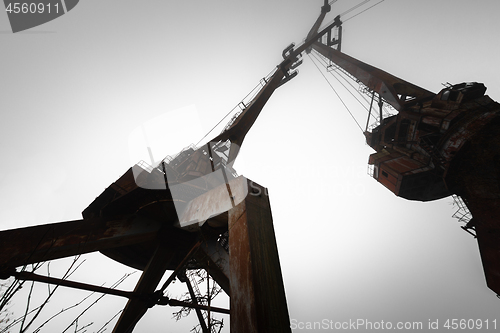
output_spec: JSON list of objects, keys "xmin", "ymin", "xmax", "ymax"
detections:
[
  {"xmin": 311, "ymin": 41, "xmax": 435, "ymax": 110},
  {"xmin": 157, "ymin": 240, "xmax": 202, "ymax": 293},
  {"xmin": 179, "ymin": 270, "xmax": 210, "ymax": 333},
  {"xmin": 228, "ymin": 179, "xmax": 291, "ymax": 333},
  {"xmin": 193, "ymin": 238, "xmax": 231, "ymax": 296},
  {"xmin": 14, "ymin": 271, "xmax": 138, "ymax": 299},
  {"xmin": 112, "ymin": 242, "xmax": 177, "ymax": 333},
  {"xmin": 14, "ymin": 270, "xmax": 230, "ymax": 315},
  {"xmin": 0, "ymin": 215, "xmax": 162, "ymax": 272}
]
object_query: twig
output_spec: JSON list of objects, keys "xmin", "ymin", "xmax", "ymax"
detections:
[
  {"xmin": 9, "ymin": 256, "xmax": 84, "ymax": 332},
  {"xmin": 61, "ymin": 272, "xmax": 135, "ymax": 333},
  {"xmin": 32, "ymin": 291, "xmax": 96, "ymax": 332},
  {"xmin": 95, "ymin": 309, "xmax": 123, "ymax": 333},
  {"xmin": 46, "ymin": 262, "xmax": 51, "ymax": 294},
  {"xmin": 76, "ymin": 321, "xmax": 93, "ymax": 332},
  {"xmin": 19, "ymin": 279, "xmax": 35, "ymax": 332}
]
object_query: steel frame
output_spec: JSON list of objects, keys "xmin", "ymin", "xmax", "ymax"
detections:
[{"xmin": 0, "ymin": 177, "xmax": 291, "ymax": 332}]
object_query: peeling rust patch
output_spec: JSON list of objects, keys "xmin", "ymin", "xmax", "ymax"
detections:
[{"xmin": 228, "ymin": 179, "xmax": 291, "ymax": 333}]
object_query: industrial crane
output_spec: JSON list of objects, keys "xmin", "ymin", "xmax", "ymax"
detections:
[
  {"xmin": 307, "ymin": 3, "xmax": 500, "ymax": 298},
  {"xmin": 1, "ymin": 1, "xmax": 499, "ymax": 332},
  {"xmin": 0, "ymin": 2, "xmax": 339, "ymax": 332}
]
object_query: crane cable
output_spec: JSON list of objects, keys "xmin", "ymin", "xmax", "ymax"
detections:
[
  {"xmin": 311, "ymin": 51, "xmax": 370, "ymax": 111},
  {"xmin": 195, "ymin": 107, "xmax": 236, "ymax": 147},
  {"xmin": 340, "ymin": 0, "xmax": 371, "ymax": 17},
  {"xmin": 310, "ymin": 50, "xmax": 379, "ymax": 124},
  {"xmin": 321, "ymin": 0, "xmax": 385, "ymax": 28},
  {"xmin": 307, "ymin": 52, "xmax": 364, "ymax": 133},
  {"xmin": 195, "ymin": 68, "xmax": 276, "ymax": 146},
  {"xmin": 196, "ymin": 0, "xmax": 386, "ymax": 146},
  {"xmin": 343, "ymin": 0, "xmax": 385, "ymax": 23}
]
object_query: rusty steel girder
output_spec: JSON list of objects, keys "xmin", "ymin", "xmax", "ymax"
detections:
[
  {"xmin": 0, "ymin": 215, "xmax": 162, "ymax": 275},
  {"xmin": 229, "ymin": 179, "xmax": 291, "ymax": 333}
]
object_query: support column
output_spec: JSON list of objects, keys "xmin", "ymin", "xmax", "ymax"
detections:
[
  {"xmin": 228, "ymin": 179, "xmax": 291, "ymax": 333},
  {"xmin": 112, "ymin": 242, "xmax": 176, "ymax": 333}
]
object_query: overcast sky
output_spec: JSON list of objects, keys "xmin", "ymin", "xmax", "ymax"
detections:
[{"xmin": 1, "ymin": 0, "xmax": 500, "ymax": 332}]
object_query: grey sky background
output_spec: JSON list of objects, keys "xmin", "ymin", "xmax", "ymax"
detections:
[{"xmin": 1, "ymin": 0, "xmax": 500, "ymax": 332}]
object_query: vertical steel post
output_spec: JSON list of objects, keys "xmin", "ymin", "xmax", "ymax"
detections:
[{"xmin": 228, "ymin": 179, "xmax": 291, "ymax": 333}]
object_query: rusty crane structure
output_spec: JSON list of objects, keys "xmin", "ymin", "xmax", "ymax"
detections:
[
  {"xmin": 0, "ymin": 2, "xmax": 339, "ymax": 332},
  {"xmin": 1, "ymin": 1, "xmax": 500, "ymax": 332},
  {"xmin": 308, "ymin": 9, "xmax": 500, "ymax": 297}
]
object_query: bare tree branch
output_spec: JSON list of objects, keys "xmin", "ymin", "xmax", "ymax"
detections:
[
  {"xmin": 61, "ymin": 272, "xmax": 135, "ymax": 333},
  {"xmin": 32, "ymin": 291, "xmax": 97, "ymax": 332},
  {"xmin": 19, "ymin": 279, "xmax": 35, "ymax": 332},
  {"xmin": 96, "ymin": 309, "xmax": 123, "ymax": 333},
  {"xmin": 17, "ymin": 256, "xmax": 84, "ymax": 332}
]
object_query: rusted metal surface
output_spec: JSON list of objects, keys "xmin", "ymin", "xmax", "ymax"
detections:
[
  {"xmin": 364, "ymin": 82, "xmax": 500, "ymax": 201},
  {"xmin": 179, "ymin": 270, "xmax": 210, "ymax": 333},
  {"xmin": 166, "ymin": 298, "xmax": 230, "ymax": 315},
  {"xmin": 15, "ymin": 270, "xmax": 231, "ymax": 316},
  {"xmin": 311, "ymin": 41, "xmax": 435, "ymax": 110},
  {"xmin": 439, "ymin": 107, "xmax": 499, "ymax": 165},
  {"xmin": 455, "ymin": 165, "xmax": 500, "ymax": 294},
  {"xmin": 112, "ymin": 243, "xmax": 177, "ymax": 333},
  {"xmin": 305, "ymin": 0, "xmax": 331, "ymax": 46},
  {"xmin": 178, "ymin": 176, "xmax": 248, "ymax": 230},
  {"xmin": 208, "ymin": 18, "xmax": 352, "ymax": 164},
  {"xmin": 0, "ymin": 215, "xmax": 161, "ymax": 272},
  {"xmin": 158, "ymin": 240, "xmax": 202, "ymax": 293},
  {"xmin": 14, "ymin": 271, "xmax": 138, "ymax": 300},
  {"xmin": 0, "ymin": 6, "xmax": 399, "ymax": 331},
  {"xmin": 194, "ymin": 237, "xmax": 230, "ymax": 296},
  {"xmin": 314, "ymin": 16, "xmax": 500, "ymax": 298},
  {"xmin": 311, "ymin": 22, "xmax": 500, "ymax": 203},
  {"xmin": 229, "ymin": 179, "xmax": 291, "ymax": 333},
  {"xmin": 474, "ymin": 220, "xmax": 500, "ymax": 294},
  {"xmin": 308, "ymin": 35, "xmax": 500, "ymax": 292},
  {"xmin": 229, "ymin": 198, "xmax": 257, "ymax": 333}
]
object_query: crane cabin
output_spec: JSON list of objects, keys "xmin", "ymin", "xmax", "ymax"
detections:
[{"xmin": 365, "ymin": 81, "xmax": 498, "ymax": 202}]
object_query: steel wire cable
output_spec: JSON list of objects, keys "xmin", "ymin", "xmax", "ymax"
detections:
[
  {"xmin": 195, "ymin": 68, "xmax": 278, "ymax": 147},
  {"xmin": 343, "ymin": 0, "xmax": 385, "ymax": 22},
  {"xmin": 311, "ymin": 50, "xmax": 371, "ymax": 110},
  {"xmin": 308, "ymin": 53, "xmax": 364, "ymax": 133},
  {"xmin": 311, "ymin": 50, "xmax": 379, "ymax": 125},
  {"xmin": 196, "ymin": 0, "xmax": 386, "ymax": 146},
  {"xmin": 321, "ymin": 0, "xmax": 385, "ymax": 28},
  {"xmin": 340, "ymin": 0, "xmax": 371, "ymax": 17}
]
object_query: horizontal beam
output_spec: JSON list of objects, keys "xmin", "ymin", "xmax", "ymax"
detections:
[
  {"xmin": 0, "ymin": 215, "xmax": 162, "ymax": 272},
  {"xmin": 167, "ymin": 298, "xmax": 230, "ymax": 315},
  {"xmin": 14, "ymin": 271, "xmax": 138, "ymax": 299},
  {"xmin": 13, "ymin": 271, "xmax": 230, "ymax": 314}
]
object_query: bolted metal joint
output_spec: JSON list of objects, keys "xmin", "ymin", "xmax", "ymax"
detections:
[
  {"xmin": 155, "ymin": 294, "xmax": 170, "ymax": 306},
  {"xmin": 143, "ymin": 290, "xmax": 167, "ymax": 308}
]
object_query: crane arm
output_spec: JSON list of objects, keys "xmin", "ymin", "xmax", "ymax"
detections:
[
  {"xmin": 208, "ymin": 16, "xmax": 350, "ymax": 166},
  {"xmin": 306, "ymin": 0, "xmax": 332, "ymax": 43},
  {"xmin": 311, "ymin": 41, "xmax": 435, "ymax": 110}
]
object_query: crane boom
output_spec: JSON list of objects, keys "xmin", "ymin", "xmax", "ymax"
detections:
[
  {"xmin": 3, "ymin": 3, "xmax": 500, "ymax": 332},
  {"xmin": 310, "ymin": 7, "xmax": 500, "ymax": 298},
  {"xmin": 0, "ymin": 4, "xmax": 358, "ymax": 333},
  {"xmin": 311, "ymin": 41, "xmax": 435, "ymax": 110}
]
